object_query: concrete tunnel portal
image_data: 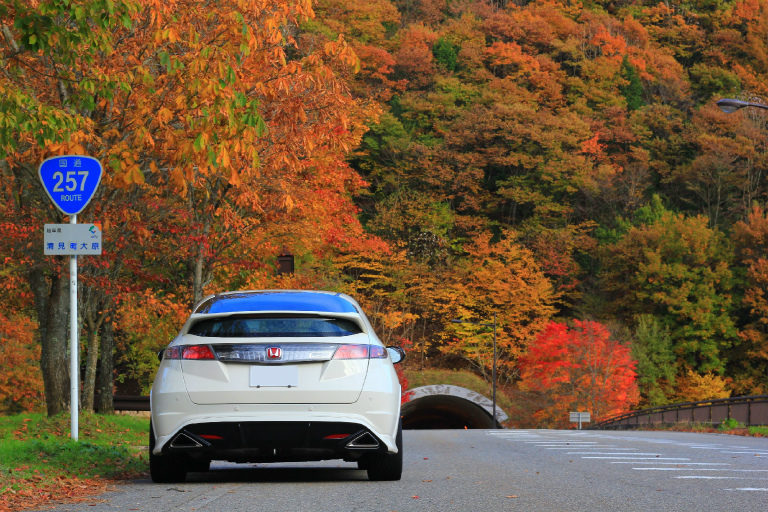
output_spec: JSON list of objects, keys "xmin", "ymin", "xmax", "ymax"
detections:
[{"xmin": 400, "ymin": 385, "xmax": 508, "ymax": 429}]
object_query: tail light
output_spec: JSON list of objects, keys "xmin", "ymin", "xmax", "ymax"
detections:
[
  {"xmin": 165, "ymin": 344, "xmax": 387, "ymax": 361},
  {"xmin": 369, "ymin": 346, "xmax": 387, "ymax": 359},
  {"xmin": 333, "ymin": 344, "xmax": 369, "ymax": 359},
  {"xmin": 332, "ymin": 345, "xmax": 388, "ymax": 360},
  {"xmin": 163, "ymin": 345, "xmax": 216, "ymax": 360}
]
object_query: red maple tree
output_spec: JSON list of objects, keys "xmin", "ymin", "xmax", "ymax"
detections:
[{"xmin": 519, "ymin": 320, "xmax": 639, "ymax": 427}]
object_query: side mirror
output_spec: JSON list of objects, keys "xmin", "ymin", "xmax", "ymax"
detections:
[
  {"xmin": 157, "ymin": 349, "xmax": 165, "ymax": 362},
  {"xmin": 386, "ymin": 346, "xmax": 406, "ymax": 365}
]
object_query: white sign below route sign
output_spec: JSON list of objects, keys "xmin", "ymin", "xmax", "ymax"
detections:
[
  {"xmin": 570, "ymin": 411, "xmax": 591, "ymax": 429},
  {"xmin": 44, "ymin": 224, "xmax": 102, "ymax": 255}
]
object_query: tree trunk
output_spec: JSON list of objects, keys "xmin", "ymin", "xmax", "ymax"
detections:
[
  {"xmin": 97, "ymin": 320, "xmax": 115, "ymax": 414},
  {"xmin": 82, "ymin": 305, "xmax": 109, "ymax": 411},
  {"xmin": 28, "ymin": 266, "xmax": 71, "ymax": 416},
  {"xmin": 81, "ymin": 320, "xmax": 100, "ymax": 412},
  {"xmin": 191, "ymin": 218, "xmax": 212, "ymax": 306}
]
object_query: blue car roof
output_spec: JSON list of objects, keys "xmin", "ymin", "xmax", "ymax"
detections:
[{"xmin": 194, "ymin": 291, "xmax": 358, "ymax": 315}]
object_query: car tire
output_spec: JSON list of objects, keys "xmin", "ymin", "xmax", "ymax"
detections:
[
  {"xmin": 149, "ymin": 421, "xmax": 188, "ymax": 483},
  {"xmin": 366, "ymin": 420, "xmax": 403, "ymax": 481}
]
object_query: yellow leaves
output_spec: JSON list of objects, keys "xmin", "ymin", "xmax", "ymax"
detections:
[
  {"xmin": 170, "ymin": 167, "xmax": 188, "ymax": 195},
  {"xmin": 229, "ymin": 167, "xmax": 241, "ymax": 186},
  {"xmin": 322, "ymin": 35, "xmax": 360, "ymax": 71},
  {"xmin": 674, "ymin": 368, "xmax": 730, "ymax": 403},
  {"xmin": 284, "ymin": 194, "xmax": 294, "ymax": 211},
  {"xmin": 217, "ymin": 145, "xmax": 231, "ymax": 169},
  {"xmin": 122, "ymin": 165, "xmax": 144, "ymax": 186},
  {"xmin": 167, "ymin": 28, "xmax": 180, "ymax": 43},
  {"xmin": 156, "ymin": 107, "xmax": 173, "ymax": 126}
]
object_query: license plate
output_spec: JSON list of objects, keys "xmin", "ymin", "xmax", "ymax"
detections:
[{"xmin": 249, "ymin": 366, "xmax": 298, "ymax": 387}]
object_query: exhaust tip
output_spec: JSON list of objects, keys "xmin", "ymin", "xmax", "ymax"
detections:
[
  {"xmin": 346, "ymin": 432, "xmax": 379, "ymax": 449},
  {"xmin": 170, "ymin": 432, "xmax": 207, "ymax": 449}
]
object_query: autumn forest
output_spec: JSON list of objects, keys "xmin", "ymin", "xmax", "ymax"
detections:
[{"xmin": 2, "ymin": 0, "xmax": 768, "ymax": 427}]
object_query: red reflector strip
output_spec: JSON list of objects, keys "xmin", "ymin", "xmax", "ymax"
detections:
[
  {"xmin": 323, "ymin": 434, "xmax": 350, "ymax": 439},
  {"xmin": 333, "ymin": 344, "xmax": 369, "ymax": 359},
  {"xmin": 199, "ymin": 434, "xmax": 224, "ymax": 440},
  {"xmin": 182, "ymin": 345, "xmax": 216, "ymax": 360}
]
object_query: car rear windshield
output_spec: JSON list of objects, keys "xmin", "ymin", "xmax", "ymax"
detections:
[{"xmin": 188, "ymin": 316, "xmax": 363, "ymax": 337}]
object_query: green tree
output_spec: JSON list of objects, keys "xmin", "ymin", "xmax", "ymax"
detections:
[
  {"xmin": 602, "ymin": 202, "xmax": 737, "ymax": 375},
  {"xmin": 632, "ymin": 315, "xmax": 676, "ymax": 406},
  {"xmin": 433, "ymin": 37, "xmax": 458, "ymax": 72},
  {"xmin": 619, "ymin": 56, "xmax": 645, "ymax": 111}
]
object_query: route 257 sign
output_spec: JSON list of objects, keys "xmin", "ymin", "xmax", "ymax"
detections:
[{"xmin": 38, "ymin": 155, "xmax": 102, "ymax": 215}]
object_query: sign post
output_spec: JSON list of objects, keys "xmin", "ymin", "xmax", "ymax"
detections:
[
  {"xmin": 39, "ymin": 155, "xmax": 102, "ymax": 442},
  {"xmin": 570, "ymin": 411, "xmax": 591, "ymax": 430}
]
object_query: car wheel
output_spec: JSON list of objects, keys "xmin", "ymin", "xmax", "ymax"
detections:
[
  {"xmin": 366, "ymin": 420, "xmax": 403, "ymax": 481},
  {"xmin": 149, "ymin": 421, "xmax": 188, "ymax": 483}
]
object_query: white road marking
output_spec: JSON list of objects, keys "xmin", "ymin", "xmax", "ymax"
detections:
[
  {"xmin": 610, "ymin": 462, "xmax": 730, "ymax": 465},
  {"xmin": 486, "ymin": 430, "xmax": 768, "ymax": 492},
  {"xmin": 532, "ymin": 441, "xmax": 599, "ymax": 443},
  {"xmin": 633, "ymin": 468, "xmax": 768, "ymax": 472},
  {"xmin": 581, "ymin": 457, "xmax": 690, "ymax": 460},
  {"xmin": 527, "ymin": 441, "xmax": 598, "ymax": 444},
  {"xmin": 675, "ymin": 476, "xmax": 768, "ymax": 480},
  {"xmin": 546, "ymin": 446, "xmax": 623, "ymax": 450},
  {"xmin": 567, "ymin": 452, "xmax": 658, "ymax": 455}
]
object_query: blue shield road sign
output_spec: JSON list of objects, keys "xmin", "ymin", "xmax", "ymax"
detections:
[{"xmin": 39, "ymin": 155, "xmax": 102, "ymax": 215}]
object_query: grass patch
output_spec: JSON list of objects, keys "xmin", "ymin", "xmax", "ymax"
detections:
[
  {"xmin": 404, "ymin": 368, "xmax": 514, "ymax": 414},
  {"xmin": 0, "ymin": 412, "xmax": 148, "ymax": 511},
  {"xmin": 718, "ymin": 418, "xmax": 745, "ymax": 431},
  {"xmin": 748, "ymin": 425, "xmax": 768, "ymax": 436}
]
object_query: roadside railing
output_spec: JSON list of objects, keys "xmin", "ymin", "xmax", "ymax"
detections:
[
  {"xmin": 93, "ymin": 395, "xmax": 150, "ymax": 412},
  {"xmin": 590, "ymin": 395, "xmax": 768, "ymax": 430}
]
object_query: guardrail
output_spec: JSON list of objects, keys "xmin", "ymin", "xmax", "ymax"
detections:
[
  {"xmin": 590, "ymin": 395, "xmax": 768, "ymax": 430},
  {"xmin": 93, "ymin": 395, "xmax": 150, "ymax": 412}
]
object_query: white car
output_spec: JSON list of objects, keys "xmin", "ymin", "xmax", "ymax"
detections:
[{"xmin": 149, "ymin": 290, "xmax": 405, "ymax": 482}]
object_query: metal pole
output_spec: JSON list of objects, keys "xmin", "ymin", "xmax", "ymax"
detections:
[
  {"xmin": 492, "ymin": 312, "xmax": 497, "ymax": 426},
  {"xmin": 70, "ymin": 214, "xmax": 78, "ymax": 442}
]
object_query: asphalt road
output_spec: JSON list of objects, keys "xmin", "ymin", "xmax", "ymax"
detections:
[{"xmin": 35, "ymin": 429, "xmax": 768, "ymax": 512}]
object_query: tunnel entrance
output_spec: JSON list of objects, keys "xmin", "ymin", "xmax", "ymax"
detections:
[
  {"xmin": 402, "ymin": 395, "xmax": 496, "ymax": 429},
  {"xmin": 400, "ymin": 385, "xmax": 507, "ymax": 429}
]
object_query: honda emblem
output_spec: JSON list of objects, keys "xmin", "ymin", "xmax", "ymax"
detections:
[{"xmin": 267, "ymin": 347, "xmax": 282, "ymax": 360}]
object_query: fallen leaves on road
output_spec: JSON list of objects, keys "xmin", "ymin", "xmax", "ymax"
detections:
[
  {"xmin": 411, "ymin": 495, "xmax": 420, "ymax": 499},
  {"xmin": 506, "ymin": 495, "xmax": 519, "ymax": 498},
  {"xmin": 0, "ymin": 476, "xmax": 115, "ymax": 512}
]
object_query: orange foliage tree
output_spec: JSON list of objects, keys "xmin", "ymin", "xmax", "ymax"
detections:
[
  {"xmin": 519, "ymin": 320, "xmax": 639, "ymax": 427},
  {"xmin": 443, "ymin": 231, "xmax": 557, "ymax": 383},
  {"xmin": 731, "ymin": 205, "xmax": 768, "ymax": 395},
  {"xmin": 0, "ymin": 0, "xmax": 374, "ymax": 414},
  {"xmin": 0, "ymin": 314, "xmax": 43, "ymax": 413}
]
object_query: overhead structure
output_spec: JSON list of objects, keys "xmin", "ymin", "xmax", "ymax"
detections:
[{"xmin": 401, "ymin": 385, "xmax": 508, "ymax": 429}]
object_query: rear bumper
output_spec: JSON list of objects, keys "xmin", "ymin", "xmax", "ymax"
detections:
[
  {"xmin": 150, "ymin": 355, "xmax": 402, "ymax": 459},
  {"xmin": 158, "ymin": 421, "xmax": 388, "ymax": 463}
]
